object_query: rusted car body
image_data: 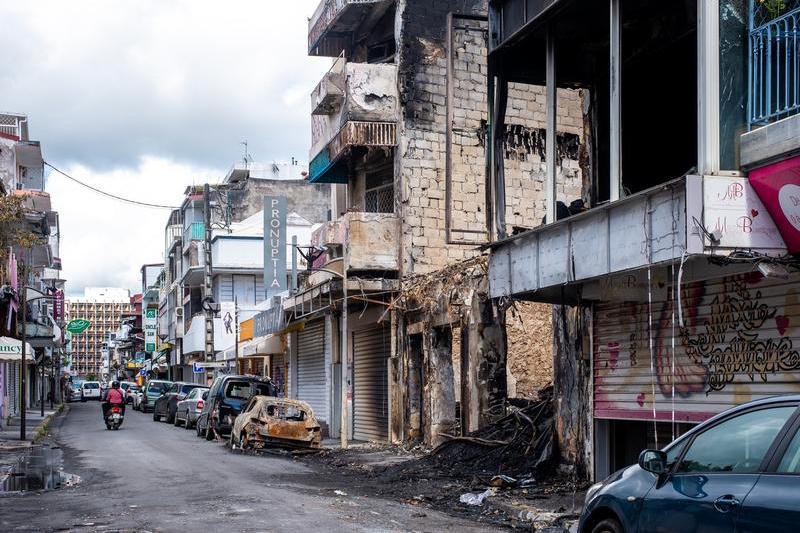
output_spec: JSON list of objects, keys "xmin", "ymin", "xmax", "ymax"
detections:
[{"xmin": 231, "ymin": 396, "xmax": 322, "ymax": 450}]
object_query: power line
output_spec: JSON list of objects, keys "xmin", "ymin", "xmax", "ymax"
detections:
[{"xmin": 43, "ymin": 161, "xmax": 180, "ymax": 210}]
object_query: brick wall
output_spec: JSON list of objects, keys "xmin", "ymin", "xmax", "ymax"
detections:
[{"xmin": 397, "ymin": 0, "xmax": 585, "ymax": 276}]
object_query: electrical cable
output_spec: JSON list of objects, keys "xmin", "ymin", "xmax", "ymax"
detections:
[{"xmin": 44, "ymin": 161, "xmax": 180, "ymax": 210}]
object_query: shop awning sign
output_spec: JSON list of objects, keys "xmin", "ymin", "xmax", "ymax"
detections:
[
  {"xmin": 143, "ymin": 308, "xmax": 157, "ymax": 353},
  {"xmin": 264, "ymin": 196, "xmax": 287, "ymax": 295},
  {"xmin": 66, "ymin": 319, "xmax": 91, "ymax": 334}
]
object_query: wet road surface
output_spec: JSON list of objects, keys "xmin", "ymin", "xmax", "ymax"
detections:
[{"xmin": 0, "ymin": 402, "xmax": 498, "ymax": 532}]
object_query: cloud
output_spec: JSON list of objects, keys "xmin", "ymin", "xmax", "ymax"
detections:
[
  {"xmin": 0, "ymin": 0, "xmax": 329, "ymax": 169},
  {"xmin": 48, "ymin": 157, "xmax": 220, "ymax": 297},
  {"xmin": 0, "ymin": 1, "xmax": 334, "ymax": 295}
]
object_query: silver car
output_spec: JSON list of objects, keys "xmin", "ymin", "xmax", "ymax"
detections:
[{"xmin": 174, "ymin": 387, "xmax": 208, "ymax": 429}]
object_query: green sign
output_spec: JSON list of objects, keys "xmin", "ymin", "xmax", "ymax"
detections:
[{"xmin": 66, "ymin": 319, "xmax": 91, "ymax": 334}]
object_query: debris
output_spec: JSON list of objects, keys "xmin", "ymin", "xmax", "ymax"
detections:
[
  {"xmin": 334, "ymin": 490, "xmax": 347, "ymax": 496},
  {"xmin": 489, "ymin": 475, "xmax": 517, "ymax": 488},
  {"xmin": 459, "ymin": 488, "xmax": 495, "ymax": 506}
]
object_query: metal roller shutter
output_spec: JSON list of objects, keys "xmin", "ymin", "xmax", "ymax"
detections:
[
  {"xmin": 594, "ymin": 272, "xmax": 800, "ymax": 424},
  {"xmin": 296, "ymin": 320, "xmax": 327, "ymax": 423},
  {"xmin": 353, "ymin": 326, "xmax": 390, "ymax": 442}
]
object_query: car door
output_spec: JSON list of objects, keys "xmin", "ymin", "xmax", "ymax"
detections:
[
  {"xmin": 736, "ymin": 410, "xmax": 800, "ymax": 533},
  {"xmin": 637, "ymin": 404, "xmax": 797, "ymax": 533}
]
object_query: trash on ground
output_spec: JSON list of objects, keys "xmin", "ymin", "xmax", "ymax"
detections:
[{"xmin": 459, "ymin": 488, "xmax": 495, "ymax": 506}]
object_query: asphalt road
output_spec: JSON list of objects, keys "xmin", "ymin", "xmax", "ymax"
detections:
[{"xmin": 0, "ymin": 402, "xmax": 498, "ymax": 532}]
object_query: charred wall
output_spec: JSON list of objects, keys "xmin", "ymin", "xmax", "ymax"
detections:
[{"xmin": 226, "ymin": 178, "xmax": 330, "ymax": 224}]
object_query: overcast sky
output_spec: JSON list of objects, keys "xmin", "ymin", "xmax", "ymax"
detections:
[{"xmin": 0, "ymin": 0, "xmax": 328, "ymax": 296}]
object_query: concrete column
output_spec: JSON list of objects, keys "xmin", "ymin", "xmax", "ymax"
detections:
[
  {"xmin": 424, "ymin": 326, "xmax": 455, "ymax": 447},
  {"xmin": 406, "ymin": 333, "xmax": 424, "ymax": 443},
  {"xmin": 462, "ymin": 292, "xmax": 507, "ymax": 433}
]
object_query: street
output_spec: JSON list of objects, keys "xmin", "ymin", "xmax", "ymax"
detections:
[{"xmin": 0, "ymin": 404, "xmax": 499, "ymax": 532}]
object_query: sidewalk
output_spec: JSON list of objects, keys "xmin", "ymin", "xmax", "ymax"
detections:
[{"xmin": 0, "ymin": 406, "xmax": 62, "ymax": 449}]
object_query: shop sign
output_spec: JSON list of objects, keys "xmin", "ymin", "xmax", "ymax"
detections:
[
  {"xmin": 749, "ymin": 154, "xmax": 800, "ymax": 253},
  {"xmin": 253, "ymin": 306, "xmax": 284, "ymax": 338},
  {"xmin": 66, "ymin": 319, "xmax": 91, "ymax": 334},
  {"xmin": 263, "ymin": 196, "xmax": 287, "ymax": 294},
  {"xmin": 143, "ymin": 308, "xmax": 157, "ymax": 353}
]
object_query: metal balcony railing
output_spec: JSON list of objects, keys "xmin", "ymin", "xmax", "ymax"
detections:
[
  {"xmin": 749, "ymin": 1, "xmax": 800, "ymax": 126},
  {"xmin": 183, "ymin": 222, "xmax": 205, "ymax": 243}
]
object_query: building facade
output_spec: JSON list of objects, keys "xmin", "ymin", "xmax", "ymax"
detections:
[
  {"xmin": 486, "ymin": 0, "xmax": 800, "ymax": 480},
  {"xmin": 66, "ymin": 288, "xmax": 132, "ymax": 377}
]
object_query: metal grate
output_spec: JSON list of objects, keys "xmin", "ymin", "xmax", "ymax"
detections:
[
  {"xmin": 749, "ymin": 1, "xmax": 800, "ymax": 126},
  {"xmin": 364, "ymin": 184, "xmax": 394, "ymax": 213}
]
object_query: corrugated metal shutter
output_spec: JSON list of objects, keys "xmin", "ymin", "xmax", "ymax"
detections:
[
  {"xmin": 297, "ymin": 320, "xmax": 327, "ymax": 424},
  {"xmin": 218, "ymin": 275, "xmax": 233, "ymax": 302},
  {"xmin": 9, "ymin": 363, "xmax": 18, "ymax": 416},
  {"xmin": 594, "ymin": 272, "xmax": 800, "ymax": 424},
  {"xmin": 353, "ymin": 326, "xmax": 390, "ymax": 442}
]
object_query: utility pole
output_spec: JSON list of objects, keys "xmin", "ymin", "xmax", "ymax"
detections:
[
  {"xmin": 20, "ymin": 284, "xmax": 27, "ymax": 441},
  {"xmin": 203, "ymin": 184, "xmax": 215, "ymax": 371},
  {"xmin": 340, "ymin": 236, "xmax": 349, "ymax": 449}
]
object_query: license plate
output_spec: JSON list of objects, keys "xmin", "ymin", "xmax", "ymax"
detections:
[{"xmin": 113, "ymin": 414, "xmax": 121, "ymax": 420}]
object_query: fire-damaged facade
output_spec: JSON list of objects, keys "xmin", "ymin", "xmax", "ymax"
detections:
[
  {"xmin": 285, "ymin": 0, "xmax": 584, "ymax": 446},
  {"xmin": 486, "ymin": 0, "xmax": 800, "ymax": 481}
]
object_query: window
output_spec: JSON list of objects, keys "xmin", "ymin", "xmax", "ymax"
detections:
[
  {"xmin": 364, "ymin": 167, "xmax": 394, "ymax": 214},
  {"xmin": 778, "ymin": 429, "xmax": 800, "ymax": 474},
  {"xmin": 676, "ymin": 407, "xmax": 795, "ymax": 474}
]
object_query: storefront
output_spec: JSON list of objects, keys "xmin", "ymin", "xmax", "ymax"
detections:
[
  {"xmin": 352, "ymin": 325, "xmax": 390, "ymax": 442},
  {"xmin": 593, "ymin": 271, "xmax": 800, "ymax": 477},
  {"xmin": 293, "ymin": 318, "xmax": 330, "ymax": 433}
]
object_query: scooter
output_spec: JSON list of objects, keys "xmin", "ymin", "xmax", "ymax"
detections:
[{"xmin": 105, "ymin": 405, "xmax": 124, "ymax": 430}]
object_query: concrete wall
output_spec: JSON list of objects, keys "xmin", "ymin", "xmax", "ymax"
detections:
[
  {"xmin": 396, "ymin": 0, "xmax": 584, "ymax": 276},
  {"xmin": 226, "ymin": 178, "xmax": 330, "ymax": 225}
]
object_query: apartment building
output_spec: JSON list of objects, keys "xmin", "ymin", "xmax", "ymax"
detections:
[
  {"xmin": 0, "ymin": 112, "xmax": 66, "ymax": 419},
  {"xmin": 66, "ymin": 288, "xmax": 132, "ymax": 377}
]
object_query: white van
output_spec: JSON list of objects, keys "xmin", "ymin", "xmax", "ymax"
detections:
[{"xmin": 81, "ymin": 381, "xmax": 102, "ymax": 401}]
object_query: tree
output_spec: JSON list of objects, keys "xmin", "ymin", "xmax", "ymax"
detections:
[{"xmin": 0, "ymin": 194, "xmax": 42, "ymax": 273}]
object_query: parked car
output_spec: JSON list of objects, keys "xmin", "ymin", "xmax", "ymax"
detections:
[
  {"xmin": 80, "ymin": 381, "xmax": 102, "ymax": 401},
  {"xmin": 174, "ymin": 387, "xmax": 209, "ymax": 429},
  {"xmin": 122, "ymin": 382, "xmax": 140, "ymax": 404},
  {"xmin": 153, "ymin": 382, "xmax": 205, "ymax": 423},
  {"xmin": 196, "ymin": 375, "xmax": 275, "ymax": 440},
  {"xmin": 140, "ymin": 379, "xmax": 172, "ymax": 413},
  {"xmin": 579, "ymin": 395, "xmax": 800, "ymax": 533},
  {"xmin": 230, "ymin": 396, "xmax": 321, "ymax": 450}
]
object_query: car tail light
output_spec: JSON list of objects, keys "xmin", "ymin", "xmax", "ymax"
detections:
[
  {"xmin": 196, "ymin": 400, "xmax": 204, "ymax": 411},
  {"xmin": 112, "ymin": 407, "xmax": 121, "ymax": 413}
]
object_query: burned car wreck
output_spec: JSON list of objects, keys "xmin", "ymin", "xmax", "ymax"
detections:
[{"xmin": 230, "ymin": 396, "xmax": 322, "ymax": 450}]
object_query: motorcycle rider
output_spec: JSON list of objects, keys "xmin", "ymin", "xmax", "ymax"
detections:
[{"xmin": 102, "ymin": 380, "xmax": 126, "ymax": 419}]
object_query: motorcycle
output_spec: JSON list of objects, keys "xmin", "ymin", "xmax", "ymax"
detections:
[{"xmin": 105, "ymin": 405, "xmax": 124, "ymax": 430}]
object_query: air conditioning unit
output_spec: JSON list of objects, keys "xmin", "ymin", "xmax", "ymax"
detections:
[{"xmin": 175, "ymin": 308, "xmax": 184, "ymax": 318}]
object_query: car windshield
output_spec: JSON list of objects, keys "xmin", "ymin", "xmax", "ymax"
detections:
[
  {"xmin": 84, "ymin": 383, "xmax": 99, "ymax": 389},
  {"xmin": 225, "ymin": 381, "xmax": 254, "ymax": 400},
  {"xmin": 180, "ymin": 384, "xmax": 201, "ymax": 395},
  {"xmin": 148, "ymin": 382, "xmax": 169, "ymax": 394}
]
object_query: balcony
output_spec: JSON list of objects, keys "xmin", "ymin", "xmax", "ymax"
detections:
[
  {"xmin": 308, "ymin": 0, "xmax": 393, "ymax": 57},
  {"xmin": 489, "ymin": 0, "xmax": 566, "ymax": 52},
  {"xmin": 749, "ymin": 1, "xmax": 800, "ymax": 126},
  {"xmin": 309, "ymin": 60, "xmax": 398, "ymax": 183},
  {"xmin": 183, "ymin": 222, "xmax": 205, "ymax": 245},
  {"xmin": 308, "ymin": 212, "xmax": 399, "ymax": 287}
]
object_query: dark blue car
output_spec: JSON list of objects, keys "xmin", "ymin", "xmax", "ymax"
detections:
[{"xmin": 580, "ymin": 395, "xmax": 800, "ymax": 533}]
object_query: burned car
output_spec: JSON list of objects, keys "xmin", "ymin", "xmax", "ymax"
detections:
[{"xmin": 230, "ymin": 396, "xmax": 321, "ymax": 450}]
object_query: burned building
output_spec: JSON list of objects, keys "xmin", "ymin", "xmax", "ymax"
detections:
[
  {"xmin": 284, "ymin": 0, "xmax": 584, "ymax": 446},
  {"xmin": 487, "ymin": 0, "xmax": 800, "ymax": 481}
]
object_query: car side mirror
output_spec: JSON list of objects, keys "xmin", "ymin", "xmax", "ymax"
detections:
[
  {"xmin": 202, "ymin": 392, "xmax": 208, "ymax": 400},
  {"xmin": 638, "ymin": 449, "xmax": 668, "ymax": 474}
]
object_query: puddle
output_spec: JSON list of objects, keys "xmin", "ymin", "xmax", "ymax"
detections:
[{"xmin": 0, "ymin": 445, "xmax": 80, "ymax": 494}]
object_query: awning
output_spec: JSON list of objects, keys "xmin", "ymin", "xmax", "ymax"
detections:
[
  {"xmin": 242, "ymin": 334, "xmax": 284, "ymax": 357},
  {"xmin": 0, "ymin": 336, "xmax": 36, "ymax": 363}
]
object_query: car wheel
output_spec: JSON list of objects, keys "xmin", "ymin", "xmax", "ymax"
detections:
[
  {"xmin": 152, "ymin": 409, "xmax": 160, "ymax": 422},
  {"xmin": 166, "ymin": 408, "xmax": 175, "ymax": 425},
  {"xmin": 591, "ymin": 518, "xmax": 624, "ymax": 533},
  {"xmin": 173, "ymin": 412, "xmax": 181, "ymax": 427},
  {"xmin": 238, "ymin": 433, "xmax": 249, "ymax": 451},
  {"xmin": 205, "ymin": 423, "xmax": 214, "ymax": 441}
]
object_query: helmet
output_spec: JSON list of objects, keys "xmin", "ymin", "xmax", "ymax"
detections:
[{"xmin": 111, "ymin": 381, "xmax": 120, "ymax": 388}]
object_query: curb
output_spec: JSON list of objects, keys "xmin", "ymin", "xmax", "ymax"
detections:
[{"xmin": 32, "ymin": 404, "xmax": 67, "ymax": 444}]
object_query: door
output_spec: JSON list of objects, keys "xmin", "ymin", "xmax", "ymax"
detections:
[
  {"xmin": 637, "ymin": 405, "xmax": 797, "ymax": 533},
  {"xmin": 352, "ymin": 326, "xmax": 390, "ymax": 442},
  {"xmin": 296, "ymin": 321, "xmax": 327, "ymax": 427},
  {"xmin": 737, "ymin": 412, "xmax": 800, "ymax": 533}
]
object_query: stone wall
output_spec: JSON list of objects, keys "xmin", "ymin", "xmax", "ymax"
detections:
[
  {"xmin": 397, "ymin": 0, "xmax": 585, "ymax": 276},
  {"xmin": 227, "ymin": 178, "xmax": 330, "ymax": 224},
  {"xmin": 506, "ymin": 302, "xmax": 554, "ymax": 398}
]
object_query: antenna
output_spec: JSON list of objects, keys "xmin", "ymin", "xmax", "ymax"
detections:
[{"xmin": 240, "ymin": 140, "xmax": 253, "ymax": 166}]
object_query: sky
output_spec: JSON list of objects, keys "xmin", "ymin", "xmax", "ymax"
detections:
[{"xmin": 0, "ymin": 0, "xmax": 329, "ymax": 296}]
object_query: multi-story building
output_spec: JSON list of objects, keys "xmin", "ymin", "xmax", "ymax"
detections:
[
  {"xmin": 284, "ymin": 0, "xmax": 582, "ymax": 444},
  {"xmin": 66, "ymin": 288, "xmax": 132, "ymax": 377},
  {"xmin": 0, "ymin": 112, "xmax": 65, "ymax": 420},
  {"xmin": 486, "ymin": 0, "xmax": 800, "ymax": 481},
  {"xmin": 157, "ymin": 161, "xmax": 329, "ymax": 381}
]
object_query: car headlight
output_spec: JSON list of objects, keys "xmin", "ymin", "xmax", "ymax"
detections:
[{"xmin": 585, "ymin": 481, "xmax": 605, "ymax": 505}]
